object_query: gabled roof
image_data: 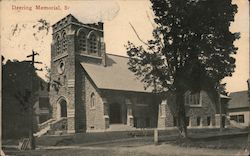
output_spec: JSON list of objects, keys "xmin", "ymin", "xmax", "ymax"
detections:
[
  {"xmin": 228, "ymin": 90, "xmax": 249, "ymax": 109},
  {"xmin": 80, "ymin": 54, "xmax": 153, "ymax": 93}
]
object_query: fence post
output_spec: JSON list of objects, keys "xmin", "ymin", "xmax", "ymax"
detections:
[{"xmin": 154, "ymin": 128, "xmax": 159, "ymax": 145}]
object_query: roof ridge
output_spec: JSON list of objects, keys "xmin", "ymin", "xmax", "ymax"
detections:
[{"xmin": 230, "ymin": 90, "xmax": 248, "ymax": 94}]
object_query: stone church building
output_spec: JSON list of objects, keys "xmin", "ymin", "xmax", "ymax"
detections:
[{"xmin": 47, "ymin": 14, "xmax": 228, "ymax": 134}]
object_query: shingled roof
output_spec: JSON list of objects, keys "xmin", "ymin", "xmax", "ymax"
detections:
[
  {"xmin": 228, "ymin": 90, "xmax": 249, "ymax": 109},
  {"xmin": 81, "ymin": 54, "xmax": 153, "ymax": 93}
]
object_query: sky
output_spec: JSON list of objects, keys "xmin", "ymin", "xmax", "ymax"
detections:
[{"xmin": 0, "ymin": 0, "xmax": 249, "ymax": 93}]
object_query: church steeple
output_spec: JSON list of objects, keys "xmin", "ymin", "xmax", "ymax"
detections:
[{"xmin": 49, "ymin": 14, "xmax": 107, "ymax": 133}]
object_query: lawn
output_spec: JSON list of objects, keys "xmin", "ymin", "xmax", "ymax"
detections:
[
  {"xmin": 4, "ymin": 142, "xmax": 250, "ymax": 156},
  {"xmin": 3, "ymin": 128, "xmax": 250, "ymax": 156},
  {"xmin": 35, "ymin": 128, "xmax": 248, "ymax": 147},
  {"xmin": 167, "ymin": 134, "xmax": 249, "ymax": 149}
]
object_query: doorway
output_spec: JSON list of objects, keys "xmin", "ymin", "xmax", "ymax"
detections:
[{"xmin": 109, "ymin": 103, "xmax": 122, "ymax": 124}]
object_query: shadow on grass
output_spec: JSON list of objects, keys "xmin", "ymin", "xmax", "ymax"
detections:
[
  {"xmin": 54, "ymin": 138, "xmax": 75, "ymax": 146},
  {"xmin": 161, "ymin": 134, "xmax": 249, "ymax": 150}
]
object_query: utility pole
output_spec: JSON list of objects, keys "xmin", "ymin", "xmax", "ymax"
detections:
[
  {"xmin": 247, "ymin": 1, "xmax": 250, "ymax": 153},
  {"xmin": 26, "ymin": 50, "xmax": 42, "ymax": 150},
  {"xmin": 247, "ymin": 79, "xmax": 250, "ymax": 152},
  {"xmin": 219, "ymin": 90, "xmax": 222, "ymax": 133},
  {"xmin": 217, "ymin": 83, "xmax": 223, "ymax": 133}
]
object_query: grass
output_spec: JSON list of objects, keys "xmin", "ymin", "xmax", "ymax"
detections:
[
  {"xmin": 36, "ymin": 128, "xmax": 179, "ymax": 146},
  {"xmin": 166, "ymin": 135, "xmax": 249, "ymax": 149},
  {"xmin": 4, "ymin": 148, "xmax": 118, "ymax": 156},
  {"xmin": 4, "ymin": 139, "xmax": 249, "ymax": 156},
  {"xmin": 3, "ymin": 128, "xmax": 250, "ymax": 156},
  {"xmin": 36, "ymin": 128, "xmax": 247, "ymax": 146}
]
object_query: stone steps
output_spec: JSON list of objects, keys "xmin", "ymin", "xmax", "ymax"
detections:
[
  {"xmin": 35, "ymin": 118, "xmax": 66, "ymax": 137},
  {"xmin": 34, "ymin": 126, "xmax": 51, "ymax": 137}
]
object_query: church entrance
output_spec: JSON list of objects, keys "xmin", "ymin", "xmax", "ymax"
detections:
[
  {"xmin": 109, "ymin": 103, "xmax": 122, "ymax": 124},
  {"xmin": 59, "ymin": 99, "xmax": 67, "ymax": 118}
]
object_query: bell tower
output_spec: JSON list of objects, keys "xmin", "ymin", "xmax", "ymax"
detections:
[{"xmin": 49, "ymin": 14, "xmax": 106, "ymax": 133}]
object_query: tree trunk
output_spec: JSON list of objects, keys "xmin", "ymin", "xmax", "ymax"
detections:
[{"xmin": 176, "ymin": 88, "xmax": 188, "ymax": 139}]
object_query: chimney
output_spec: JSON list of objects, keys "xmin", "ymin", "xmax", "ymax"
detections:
[
  {"xmin": 100, "ymin": 37, "xmax": 107, "ymax": 67},
  {"xmin": 102, "ymin": 53, "xmax": 107, "ymax": 67}
]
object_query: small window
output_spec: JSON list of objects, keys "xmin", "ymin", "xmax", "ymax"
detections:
[
  {"xmin": 230, "ymin": 115, "xmax": 245, "ymax": 123},
  {"xmin": 207, "ymin": 116, "xmax": 211, "ymax": 126},
  {"xmin": 197, "ymin": 117, "xmax": 201, "ymax": 126},
  {"xmin": 238, "ymin": 115, "xmax": 244, "ymax": 123},
  {"xmin": 90, "ymin": 93, "xmax": 95, "ymax": 108},
  {"xmin": 104, "ymin": 103, "xmax": 109, "ymax": 115}
]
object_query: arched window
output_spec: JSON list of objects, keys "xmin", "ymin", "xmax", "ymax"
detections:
[
  {"xmin": 60, "ymin": 99, "xmax": 67, "ymax": 117},
  {"xmin": 62, "ymin": 32, "xmax": 67, "ymax": 53},
  {"xmin": 89, "ymin": 34, "xmax": 98, "ymax": 53},
  {"xmin": 79, "ymin": 32, "xmax": 86, "ymax": 51},
  {"xmin": 90, "ymin": 93, "xmax": 95, "ymax": 108},
  {"xmin": 56, "ymin": 35, "xmax": 61, "ymax": 54}
]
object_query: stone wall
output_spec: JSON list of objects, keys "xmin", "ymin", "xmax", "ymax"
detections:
[
  {"xmin": 162, "ymin": 90, "xmax": 226, "ymax": 128},
  {"xmin": 84, "ymin": 74, "xmax": 105, "ymax": 131},
  {"xmin": 185, "ymin": 90, "xmax": 217, "ymax": 127},
  {"xmin": 158, "ymin": 100, "xmax": 174, "ymax": 128},
  {"xmin": 50, "ymin": 21, "xmax": 77, "ymax": 133}
]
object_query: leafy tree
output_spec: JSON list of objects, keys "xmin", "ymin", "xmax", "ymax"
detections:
[
  {"xmin": 2, "ymin": 59, "xmax": 42, "ymax": 139},
  {"xmin": 126, "ymin": 0, "xmax": 239, "ymax": 138}
]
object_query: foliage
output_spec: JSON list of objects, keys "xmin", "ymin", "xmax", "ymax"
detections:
[
  {"xmin": 127, "ymin": 0, "xmax": 239, "ymax": 93},
  {"xmin": 2, "ymin": 59, "xmax": 43, "ymax": 139},
  {"xmin": 126, "ymin": 0, "xmax": 239, "ymax": 137}
]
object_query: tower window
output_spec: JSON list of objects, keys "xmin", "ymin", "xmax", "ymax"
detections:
[
  {"xmin": 62, "ymin": 32, "xmax": 67, "ymax": 53},
  {"xmin": 89, "ymin": 34, "xmax": 98, "ymax": 53},
  {"xmin": 79, "ymin": 32, "xmax": 86, "ymax": 51},
  {"xmin": 56, "ymin": 35, "xmax": 61, "ymax": 54}
]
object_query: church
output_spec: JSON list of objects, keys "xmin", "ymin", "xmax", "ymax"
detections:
[{"xmin": 43, "ymin": 14, "xmax": 229, "ymax": 134}]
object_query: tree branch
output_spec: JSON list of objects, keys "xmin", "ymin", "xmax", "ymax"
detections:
[{"xmin": 129, "ymin": 22, "xmax": 149, "ymax": 46}]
